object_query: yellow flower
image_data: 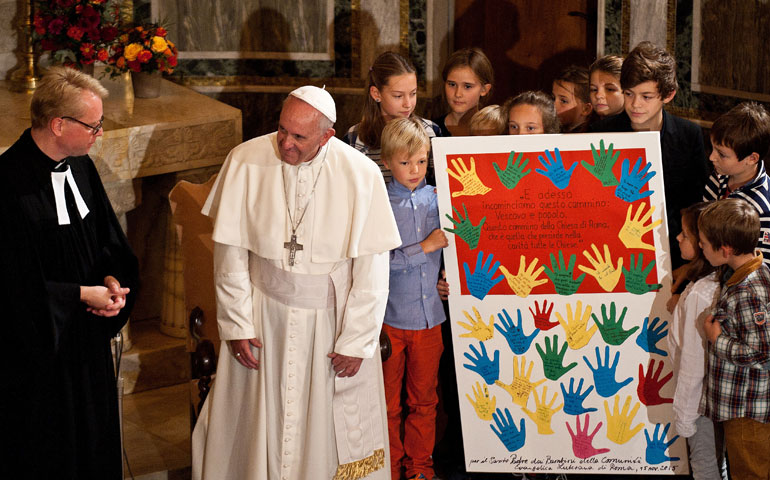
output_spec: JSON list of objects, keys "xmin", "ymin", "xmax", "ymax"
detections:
[
  {"xmin": 151, "ymin": 36, "xmax": 168, "ymax": 53},
  {"xmin": 124, "ymin": 43, "xmax": 144, "ymax": 62}
]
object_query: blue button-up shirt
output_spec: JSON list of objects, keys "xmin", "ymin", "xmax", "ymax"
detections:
[{"xmin": 384, "ymin": 178, "xmax": 446, "ymax": 330}]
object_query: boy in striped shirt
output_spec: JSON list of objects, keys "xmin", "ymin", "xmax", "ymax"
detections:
[{"xmin": 704, "ymin": 102, "xmax": 770, "ymax": 265}]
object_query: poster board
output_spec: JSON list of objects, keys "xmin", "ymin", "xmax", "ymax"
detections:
[{"xmin": 433, "ymin": 132, "xmax": 688, "ymax": 475}]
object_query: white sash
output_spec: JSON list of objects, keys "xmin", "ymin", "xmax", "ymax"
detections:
[{"xmin": 250, "ymin": 256, "xmax": 386, "ymax": 477}]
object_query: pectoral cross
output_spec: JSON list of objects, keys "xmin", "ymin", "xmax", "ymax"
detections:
[{"xmin": 283, "ymin": 234, "xmax": 303, "ymax": 266}]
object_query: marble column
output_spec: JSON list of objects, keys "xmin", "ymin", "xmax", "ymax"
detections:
[{"xmin": 160, "ymin": 214, "xmax": 186, "ymax": 338}]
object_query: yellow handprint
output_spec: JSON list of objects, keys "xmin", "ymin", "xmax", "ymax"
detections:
[
  {"xmin": 447, "ymin": 157, "xmax": 492, "ymax": 197},
  {"xmin": 457, "ymin": 306, "xmax": 494, "ymax": 341},
  {"xmin": 604, "ymin": 395, "xmax": 644, "ymax": 444},
  {"xmin": 522, "ymin": 385, "xmax": 563, "ymax": 435},
  {"xmin": 618, "ymin": 203, "xmax": 662, "ymax": 250},
  {"xmin": 556, "ymin": 300, "xmax": 597, "ymax": 349},
  {"xmin": 499, "ymin": 256, "xmax": 548, "ymax": 298},
  {"xmin": 466, "ymin": 381, "xmax": 496, "ymax": 420},
  {"xmin": 578, "ymin": 243, "xmax": 623, "ymax": 292},
  {"xmin": 495, "ymin": 355, "xmax": 546, "ymax": 407}
]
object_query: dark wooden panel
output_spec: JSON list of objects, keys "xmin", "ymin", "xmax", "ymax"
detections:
[
  {"xmin": 454, "ymin": 0, "xmax": 597, "ymax": 104},
  {"xmin": 700, "ymin": 0, "xmax": 770, "ymax": 96}
]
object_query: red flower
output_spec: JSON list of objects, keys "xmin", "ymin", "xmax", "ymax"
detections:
[
  {"xmin": 100, "ymin": 26, "xmax": 118, "ymax": 42},
  {"xmin": 55, "ymin": 0, "xmax": 75, "ymax": 7},
  {"xmin": 40, "ymin": 39, "xmax": 59, "ymax": 51},
  {"xmin": 81, "ymin": 57, "xmax": 95, "ymax": 65},
  {"xmin": 80, "ymin": 43, "xmax": 95, "ymax": 58},
  {"xmin": 97, "ymin": 48, "xmax": 109, "ymax": 62},
  {"xmin": 156, "ymin": 27, "xmax": 167, "ymax": 37},
  {"xmin": 66, "ymin": 26, "xmax": 84, "ymax": 41},
  {"xmin": 167, "ymin": 55, "xmax": 178, "ymax": 67},
  {"xmin": 127, "ymin": 60, "xmax": 141, "ymax": 72},
  {"xmin": 78, "ymin": 5, "xmax": 101, "ymax": 30},
  {"xmin": 137, "ymin": 50, "xmax": 153, "ymax": 63},
  {"xmin": 47, "ymin": 18, "xmax": 65, "ymax": 35}
]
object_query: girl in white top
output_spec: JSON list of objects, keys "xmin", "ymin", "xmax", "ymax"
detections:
[{"xmin": 667, "ymin": 202, "xmax": 723, "ymax": 480}]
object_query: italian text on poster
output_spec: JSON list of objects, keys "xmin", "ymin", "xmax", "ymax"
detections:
[{"xmin": 432, "ymin": 132, "xmax": 687, "ymax": 475}]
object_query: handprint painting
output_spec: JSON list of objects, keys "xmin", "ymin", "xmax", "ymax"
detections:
[
  {"xmin": 441, "ymin": 139, "xmax": 662, "ymax": 297},
  {"xmin": 433, "ymin": 132, "xmax": 687, "ymax": 475}
]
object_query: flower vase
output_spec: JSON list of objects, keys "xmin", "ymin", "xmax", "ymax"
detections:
[
  {"xmin": 80, "ymin": 63, "xmax": 95, "ymax": 77},
  {"xmin": 131, "ymin": 71, "xmax": 162, "ymax": 98}
]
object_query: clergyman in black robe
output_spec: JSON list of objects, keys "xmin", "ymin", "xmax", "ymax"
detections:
[{"xmin": 0, "ymin": 67, "xmax": 139, "ymax": 480}]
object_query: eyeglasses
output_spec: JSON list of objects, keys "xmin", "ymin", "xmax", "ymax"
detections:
[{"xmin": 62, "ymin": 116, "xmax": 104, "ymax": 135}]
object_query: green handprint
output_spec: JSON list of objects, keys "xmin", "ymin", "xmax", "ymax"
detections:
[
  {"xmin": 592, "ymin": 302, "xmax": 639, "ymax": 346},
  {"xmin": 444, "ymin": 203, "xmax": 486, "ymax": 250},
  {"xmin": 536, "ymin": 334, "xmax": 578, "ymax": 381},
  {"xmin": 494, "ymin": 150, "xmax": 531, "ymax": 190},
  {"xmin": 623, "ymin": 254, "xmax": 662, "ymax": 295},
  {"xmin": 543, "ymin": 250, "xmax": 586, "ymax": 296},
  {"xmin": 581, "ymin": 139, "xmax": 620, "ymax": 186}
]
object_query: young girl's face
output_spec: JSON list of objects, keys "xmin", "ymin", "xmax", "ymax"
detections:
[
  {"xmin": 676, "ymin": 218, "xmax": 698, "ymax": 261},
  {"xmin": 552, "ymin": 80, "xmax": 588, "ymax": 128},
  {"xmin": 370, "ymin": 73, "xmax": 417, "ymax": 121},
  {"xmin": 444, "ymin": 66, "xmax": 490, "ymax": 116},
  {"xmin": 508, "ymin": 103, "xmax": 544, "ymax": 135},
  {"xmin": 589, "ymin": 70, "xmax": 624, "ymax": 117}
]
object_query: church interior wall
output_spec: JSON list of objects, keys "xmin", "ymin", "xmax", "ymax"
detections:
[
  {"xmin": 3, "ymin": 0, "xmax": 768, "ymax": 137},
  {"xmin": 0, "ymin": 0, "xmax": 18, "ymax": 77}
]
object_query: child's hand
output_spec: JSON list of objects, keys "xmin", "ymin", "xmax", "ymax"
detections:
[
  {"xmin": 420, "ymin": 228, "xmax": 448, "ymax": 254},
  {"xmin": 437, "ymin": 272, "xmax": 450, "ymax": 300},
  {"xmin": 704, "ymin": 314, "xmax": 722, "ymax": 343},
  {"xmin": 666, "ymin": 293, "xmax": 681, "ymax": 314}
]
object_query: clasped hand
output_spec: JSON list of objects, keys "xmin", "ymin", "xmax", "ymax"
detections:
[{"xmin": 82, "ymin": 275, "xmax": 130, "ymax": 317}]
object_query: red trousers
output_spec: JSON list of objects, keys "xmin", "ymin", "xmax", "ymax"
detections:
[{"xmin": 381, "ymin": 323, "xmax": 444, "ymax": 480}]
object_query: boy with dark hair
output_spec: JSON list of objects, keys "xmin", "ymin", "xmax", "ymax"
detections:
[
  {"xmin": 698, "ymin": 198, "xmax": 770, "ymax": 479},
  {"xmin": 552, "ymin": 65, "xmax": 593, "ymax": 133},
  {"xmin": 704, "ymin": 102, "xmax": 770, "ymax": 265},
  {"xmin": 591, "ymin": 41, "xmax": 709, "ymax": 268}
]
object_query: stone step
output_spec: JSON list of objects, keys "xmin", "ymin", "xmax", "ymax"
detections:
[{"xmin": 119, "ymin": 320, "xmax": 189, "ymax": 395}]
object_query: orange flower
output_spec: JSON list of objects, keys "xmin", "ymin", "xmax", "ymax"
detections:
[
  {"xmin": 97, "ymin": 48, "xmax": 109, "ymax": 62},
  {"xmin": 116, "ymin": 57, "xmax": 126, "ymax": 69},
  {"xmin": 137, "ymin": 50, "xmax": 153, "ymax": 63}
]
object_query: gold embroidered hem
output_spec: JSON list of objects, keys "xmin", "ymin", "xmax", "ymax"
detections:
[{"xmin": 333, "ymin": 448, "xmax": 385, "ymax": 480}]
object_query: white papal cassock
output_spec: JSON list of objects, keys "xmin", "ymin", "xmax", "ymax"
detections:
[{"xmin": 191, "ymin": 133, "xmax": 401, "ymax": 480}]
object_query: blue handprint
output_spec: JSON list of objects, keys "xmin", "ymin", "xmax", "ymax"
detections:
[
  {"xmin": 635, "ymin": 316, "xmax": 669, "ymax": 356},
  {"xmin": 463, "ymin": 342, "xmax": 500, "ymax": 385},
  {"xmin": 463, "ymin": 250, "xmax": 504, "ymax": 300},
  {"xmin": 560, "ymin": 377, "xmax": 597, "ymax": 415},
  {"xmin": 645, "ymin": 423, "xmax": 680, "ymax": 464},
  {"xmin": 490, "ymin": 407, "xmax": 526, "ymax": 452},
  {"xmin": 536, "ymin": 148, "xmax": 577, "ymax": 190},
  {"xmin": 583, "ymin": 346, "xmax": 633, "ymax": 398},
  {"xmin": 614, "ymin": 157, "xmax": 656, "ymax": 202},
  {"xmin": 494, "ymin": 308, "xmax": 540, "ymax": 354}
]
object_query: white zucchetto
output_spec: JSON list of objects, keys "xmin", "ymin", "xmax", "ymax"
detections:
[{"xmin": 289, "ymin": 85, "xmax": 337, "ymax": 123}]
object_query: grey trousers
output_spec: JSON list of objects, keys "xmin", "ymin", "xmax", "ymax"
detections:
[{"xmin": 687, "ymin": 416, "xmax": 726, "ymax": 480}]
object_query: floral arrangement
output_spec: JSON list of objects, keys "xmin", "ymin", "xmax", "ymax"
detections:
[
  {"xmin": 104, "ymin": 23, "xmax": 179, "ymax": 76},
  {"xmin": 33, "ymin": 0, "xmax": 119, "ymax": 69}
]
